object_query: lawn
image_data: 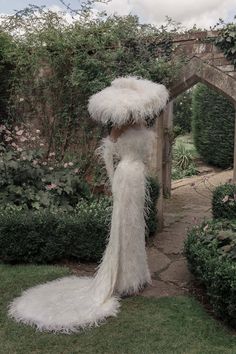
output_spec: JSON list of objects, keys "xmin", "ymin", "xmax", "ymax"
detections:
[{"xmin": 1, "ymin": 264, "xmax": 236, "ymax": 354}]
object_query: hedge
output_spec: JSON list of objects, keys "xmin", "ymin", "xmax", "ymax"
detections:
[
  {"xmin": 192, "ymin": 84, "xmax": 235, "ymax": 169},
  {"xmin": 212, "ymin": 183, "xmax": 236, "ymax": 220},
  {"xmin": 185, "ymin": 219, "xmax": 236, "ymax": 326},
  {"xmin": 0, "ymin": 198, "xmax": 111, "ymax": 263},
  {"xmin": 173, "ymin": 90, "xmax": 192, "ymax": 134},
  {"xmin": 0, "ymin": 178, "xmax": 159, "ymax": 264}
]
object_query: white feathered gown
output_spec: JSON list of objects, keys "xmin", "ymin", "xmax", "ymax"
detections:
[{"xmin": 9, "ymin": 127, "xmax": 155, "ymax": 333}]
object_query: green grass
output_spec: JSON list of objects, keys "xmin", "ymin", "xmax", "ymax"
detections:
[{"xmin": 1, "ymin": 264, "xmax": 236, "ymax": 354}]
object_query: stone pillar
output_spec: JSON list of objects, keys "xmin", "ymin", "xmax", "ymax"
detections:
[
  {"xmin": 233, "ymin": 103, "xmax": 236, "ymax": 183},
  {"xmin": 156, "ymin": 112, "xmax": 164, "ymax": 230},
  {"xmin": 163, "ymin": 102, "xmax": 173, "ymax": 197}
]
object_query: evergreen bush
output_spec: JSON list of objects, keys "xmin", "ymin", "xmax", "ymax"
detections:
[
  {"xmin": 173, "ymin": 90, "xmax": 192, "ymax": 134},
  {"xmin": 212, "ymin": 183, "xmax": 236, "ymax": 220},
  {"xmin": 192, "ymin": 84, "xmax": 235, "ymax": 168},
  {"xmin": 185, "ymin": 219, "xmax": 236, "ymax": 327},
  {"xmin": 0, "ymin": 178, "xmax": 159, "ymax": 264}
]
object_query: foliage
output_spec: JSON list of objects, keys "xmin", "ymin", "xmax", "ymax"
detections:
[
  {"xmin": 172, "ymin": 141, "xmax": 197, "ymax": 180},
  {"xmin": 212, "ymin": 183, "xmax": 236, "ymax": 220},
  {"xmin": 173, "ymin": 90, "xmax": 192, "ymax": 134},
  {"xmin": 215, "ymin": 22, "xmax": 236, "ymax": 66},
  {"xmin": 0, "ymin": 198, "xmax": 111, "ymax": 263},
  {"xmin": 185, "ymin": 219, "xmax": 236, "ymax": 326},
  {"xmin": 0, "ymin": 31, "xmax": 15, "ymax": 125},
  {"xmin": 192, "ymin": 84, "xmax": 235, "ymax": 169},
  {"xmin": 0, "ymin": 6, "xmax": 184, "ymax": 160},
  {"xmin": 0, "ymin": 126, "xmax": 91, "ymax": 210}
]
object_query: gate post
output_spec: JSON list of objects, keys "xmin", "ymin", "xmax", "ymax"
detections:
[
  {"xmin": 156, "ymin": 111, "xmax": 164, "ymax": 230},
  {"xmin": 163, "ymin": 101, "xmax": 173, "ymax": 197},
  {"xmin": 233, "ymin": 103, "xmax": 236, "ymax": 183}
]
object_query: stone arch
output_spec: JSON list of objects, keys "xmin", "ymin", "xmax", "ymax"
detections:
[{"xmin": 155, "ymin": 55, "xmax": 236, "ymax": 229}]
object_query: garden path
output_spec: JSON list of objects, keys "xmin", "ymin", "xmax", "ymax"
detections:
[{"xmin": 142, "ymin": 169, "xmax": 233, "ymax": 298}]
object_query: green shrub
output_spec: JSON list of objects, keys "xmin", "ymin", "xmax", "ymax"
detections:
[
  {"xmin": 0, "ymin": 31, "xmax": 15, "ymax": 125},
  {"xmin": 185, "ymin": 219, "xmax": 236, "ymax": 326},
  {"xmin": 173, "ymin": 90, "xmax": 192, "ymax": 134},
  {"xmin": 0, "ymin": 177, "xmax": 159, "ymax": 264},
  {"xmin": 0, "ymin": 144, "xmax": 91, "ymax": 211},
  {"xmin": 192, "ymin": 84, "xmax": 235, "ymax": 168},
  {"xmin": 172, "ymin": 141, "xmax": 197, "ymax": 180},
  {"xmin": 212, "ymin": 183, "xmax": 236, "ymax": 220},
  {"xmin": 0, "ymin": 198, "xmax": 111, "ymax": 263}
]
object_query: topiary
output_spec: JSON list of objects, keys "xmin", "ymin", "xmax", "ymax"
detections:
[
  {"xmin": 212, "ymin": 183, "xmax": 236, "ymax": 220},
  {"xmin": 192, "ymin": 84, "xmax": 235, "ymax": 169}
]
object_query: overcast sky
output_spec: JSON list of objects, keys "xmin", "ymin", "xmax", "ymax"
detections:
[{"xmin": 0, "ymin": 0, "xmax": 235, "ymax": 28}]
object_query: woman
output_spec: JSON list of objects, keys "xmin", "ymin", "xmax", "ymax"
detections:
[{"xmin": 9, "ymin": 76, "xmax": 168, "ymax": 333}]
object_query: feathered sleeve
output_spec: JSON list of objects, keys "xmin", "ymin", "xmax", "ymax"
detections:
[{"xmin": 96, "ymin": 137, "xmax": 116, "ymax": 184}]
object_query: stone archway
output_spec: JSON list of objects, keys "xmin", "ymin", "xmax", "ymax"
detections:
[{"xmin": 155, "ymin": 31, "xmax": 236, "ymax": 228}]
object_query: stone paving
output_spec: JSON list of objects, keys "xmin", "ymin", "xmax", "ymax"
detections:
[{"xmin": 141, "ymin": 169, "xmax": 233, "ymax": 298}]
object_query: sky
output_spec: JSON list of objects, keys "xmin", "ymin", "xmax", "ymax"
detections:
[{"xmin": 0, "ymin": 0, "xmax": 235, "ymax": 29}]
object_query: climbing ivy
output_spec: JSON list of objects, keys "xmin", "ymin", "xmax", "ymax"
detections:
[{"xmin": 214, "ymin": 22, "xmax": 236, "ymax": 66}]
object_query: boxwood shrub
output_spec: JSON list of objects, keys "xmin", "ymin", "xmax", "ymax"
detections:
[
  {"xmin": 0, "ymin": 198, "xmax": 111, "ymax": 264},
  {"xmin": 212, "ymin": 184, "xmax": 236, "ymax": 220},
  {"xmin": 0, "ymin": 178, "xmax": 159, "ymax": 264},
  {"xmin": 185, "ymin": 219, "xmax": 236, "ymax": 326}
]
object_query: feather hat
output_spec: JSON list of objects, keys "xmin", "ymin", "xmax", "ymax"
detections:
[{"xmin": 88, "ymin": 76, "xmax": 169, "ymax": 126}]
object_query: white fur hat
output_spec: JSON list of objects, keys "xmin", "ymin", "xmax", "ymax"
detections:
[{"xmin": 88, "ymin": 76, "xmax": 169, "ymax": 126}]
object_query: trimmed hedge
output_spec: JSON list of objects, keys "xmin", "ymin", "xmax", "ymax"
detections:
[
  {"xmin": 185, "ymin": 219, "xmax": 236, "ymax": 326},
  {"xmin": 192, "ymin": 84, "xmax": 235, "ymax": 168},
  {"xmin": 212, "ymin": 184, "xmax": 236, "ymax": 220},
  {"xmin": 0, "ymin": 178, "xmax": 160, "ymax": 264},
  {"xmin": 0, "ymin": 199, "xmax": 111, "ymax": 264}
]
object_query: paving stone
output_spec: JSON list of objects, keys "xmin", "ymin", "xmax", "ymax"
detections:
[
  {"xmin": 141, "ymin": 280, "xmax": 185, "ymax": 298},
  {"xmin": 147, "ymin": 248, "xmax": 171, "ymax": 275},
  {"xmin": 160, "ymin": 259, "xmax": 193, "ymax": 286}
]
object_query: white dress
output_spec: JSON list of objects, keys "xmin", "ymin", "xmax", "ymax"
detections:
[{"xmin": 9, "ymin": 127, "xmax": 155, "ymax": 333}]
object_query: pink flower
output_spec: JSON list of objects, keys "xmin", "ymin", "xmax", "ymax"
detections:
[
  {"xmin": 64, "ymin": 163, "xmax": 68, "ymax": 168},
  {"xmin": 49, "ymin": 152, "xmax": 55, "ymax": 157},
  {"xmin": 46, "ymin": 183, "xmax": 57, "ymax": 190},
  {"xmin": 49, "ymin": 167, "xmax": 54, "ymax": 171},
  {"xmin": 74, "ymin": 168, "xmax": 79, "ymax": 174},
  {"xmin": 40, "ymin": 143, "xmax": 44, "ymax": 147},
  {"xmin": 36, "ymin": 129, "xmax": 40, "ymax": 134},
  {"xmin": 68, "ymin": 162, "xmax": 74, "ymax": 167},
  {"xmin": 17, "ymin": 147, "xmax": 23, "ymax": 152},
  {"xmin": 5, "ymin": 136, "xmax": 13, "ymax": 142},
  {"xmin": 32, "ymin": 160, "xmax": 38, "ymax": 165}
]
